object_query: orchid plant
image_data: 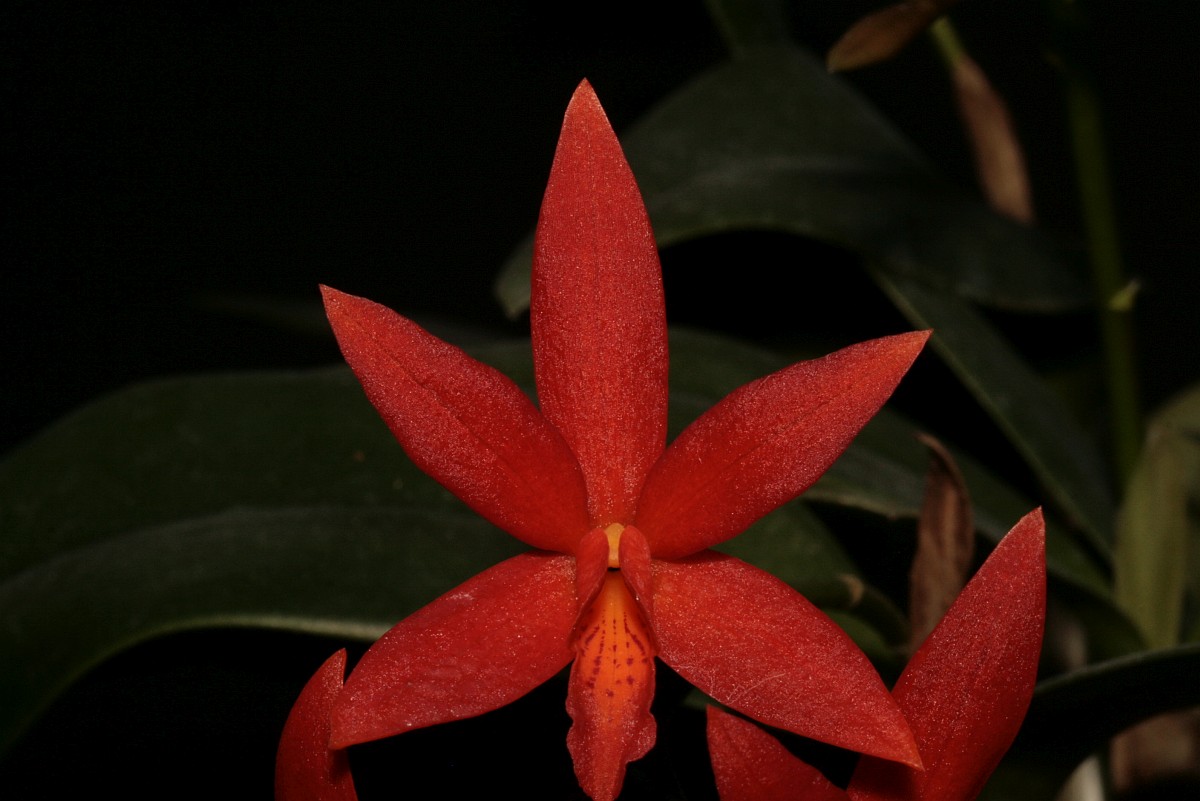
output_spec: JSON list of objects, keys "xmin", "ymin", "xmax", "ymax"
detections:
[
  {"xmin": 276, "ymin": 81, "xmax": 929, "ymax": 801},
  {"xmin": 3, "ymin": 4, "xmax": 1199, "ymax": 801}
]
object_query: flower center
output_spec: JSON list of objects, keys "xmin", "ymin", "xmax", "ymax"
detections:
[{"xmin": 603, "ymin": 523, "xmax": 625, "ymax": 568}]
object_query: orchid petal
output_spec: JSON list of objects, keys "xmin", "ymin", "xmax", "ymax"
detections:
[
  {"xmin": 635, "ymin": 331, "xmax": 929, "ymax": 558},
  {"xmin": 276, "ymin": 649, "xmax": 358, "ymax": 801},
  {"xmin": 848, "ymin": 508, "xmax": 1046, "ymax": 801},
  {"xmin": 617, "ymin": 525, "xmax": 655, "ymax": 619},
  {"xmin": 574, "ymin": 526, "xmax": 611, "ymax": 619},
  {"xmin": 532, "ymin": 80, "xmax": 668, "ymax": 525},
  {"xmin": 652, "ymin": 553, "xmax": 920, "ymax": 767},
  {"xmin": 322, "ymin": 286, "xmax": 590, "ymax": 552},
  {"xmin": 330, "ymin": 552, "xmax": 576, "ymax": 748},
  {"xmin": 707, "ymin": 707, "xmax": 849, "ymax": 801},
  {"xmin": 567, "ymin": 572, "xmax": 657, "ymax": 801}
]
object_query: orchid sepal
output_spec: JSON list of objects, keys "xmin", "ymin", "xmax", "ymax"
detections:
[{"xmin": 532, "ymin": 79, "xmax": 668, "ymax": 525}]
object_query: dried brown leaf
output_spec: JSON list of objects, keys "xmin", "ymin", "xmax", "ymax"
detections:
[
  {"xmin": 1111, "ymin": 710, "xmax": 1200, "ymax": 793},
  {"xmin": 908, "ymin": 433, "xmax": 974, "ymax": 651},
  {"xmin": 950, "ymin": 50, "xmax": 1035, "ymax": 223},
  {"xmin": 827, "ymin": 0, "xmax": 959, "ymax": 72}
]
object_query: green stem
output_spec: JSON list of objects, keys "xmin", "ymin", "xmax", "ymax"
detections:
[
  {"xmin": 1053, "ymin": 2, "xmax": 1142, "ymax": 486},
  {"xmin": 928, "ymin": 16, "xmax": 965, "ymax": 66}
]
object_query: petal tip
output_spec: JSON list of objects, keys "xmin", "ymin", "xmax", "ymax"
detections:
[
  {"xmin": 276, "ymin": 649, "xmax": 357, "ymax": 801},
  {"xmin": 569, "ymin": 77, "xmax": 601, "ymax": 109},
  {"xmin": 319, "ymin": 284, "xmax": 356, "ymax": 319},
  {"xmin": 561, "ymin": 77, "xmax": 616, "ymax": 141},
  {"xmin": 1000, "ymin": 506, "xmax": 1047, "ymax": 565},
  {"xmin": 900, "ymin": 327, "xmax": 933, "ymax": 354}
]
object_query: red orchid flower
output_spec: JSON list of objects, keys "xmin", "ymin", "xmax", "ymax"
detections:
[
  {"xmin": 276, "ymin": 80, "xmax": 931, "ymax": 801},
  {"xmin": 707, "ymin": 508, "xmax": 1046, "ymax": 801}
]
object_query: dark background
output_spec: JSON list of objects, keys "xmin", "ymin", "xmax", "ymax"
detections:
[
  {"xmin": 2, "ymin": 1, "xmax": 1196, "ymax": 798},
  {"xmin": 5, "ymin": 1, "xmax": 1198, "ymax": 454}
]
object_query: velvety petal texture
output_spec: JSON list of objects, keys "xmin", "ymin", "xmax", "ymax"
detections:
[
  {"xmin": 635, "ymin": 331, "xmax": 930, "ymax": 558},
  {"xmin": 276, "ymin": 650, "xmax": 358, "ymax": 801},
  {"xmin": 707, "ymin": 707, "xmax": 848, "ymax": 801},
  {"xmin": 849, "ymin": 508, "xmax": 1046, "ymax": 801},
  {"xmin": 322, "ymin": 286, "xmax": 591, "ymax": 553},
  {"xmin": 532, "ymin": 80, "xmax": 668, "ymax": 525},
  {"xmin": 330, "ymin": 553, "xmax": 577, "ymax": 748},
  {"xmin": 652, "ymin": 553, "xmax": 920, "ymax": 767}
]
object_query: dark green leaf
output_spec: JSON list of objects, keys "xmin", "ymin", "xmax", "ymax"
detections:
[
  {"xmin": 0, "ymin": 506, "xmax": 521, "ymax": 753},
  {"xmin": 0, "ymin": 332, "xmax": 855, "ymax": 753},
  {"xmin": 496, "ymin": 47, "xmax": 1088, "ymax": 316},
  {"xmin": 702, "ymin": 0, "xmax": 792, "ymax": 56},
  {"xmin": 873, "ymin": 270, "xmax": 1115, "ymax": 551},
  {"xmin": 0, "ymin": 367, "xmax": 442, "ymax": 580},
  {"xmin": 717, "ymin": 501, "xmax": 854, "ymax": 586}
]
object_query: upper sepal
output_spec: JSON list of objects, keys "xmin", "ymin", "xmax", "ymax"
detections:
[{"xmin": 532, "ymin": 80, "xmax": 668, "ymax": 525}]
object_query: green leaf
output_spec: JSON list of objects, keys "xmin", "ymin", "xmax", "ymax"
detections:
[
  {"xmin": 1154, "ymin": 382, "xmax": 1200, "ymax": 435},
  {"xmin": 1115, "ymin": 433, "xmax": 1189, "ymax": 648},
  {"xmin": 0, "ymin": 506, "xmax": 521, "ymax": 754},
  {"xmin": 1115, "ymin": 383, "xmax": 1200, "ymax": 647},
  {"xmin": 663, "ymin": 327, "xmax": 797, "ymax": 437},
  {"xmin": 0, "ymin": 367, "xmax": 444, "ymax": 580},
  {"xmin": 981, "ymin": 644, "xmax": 1200, "ymax": 801},
  {"xmin": 873, "ymin": 270, "xmax": 1115, "ymax": 551},
  {"xmin": 702, "ymin": 0, "xmax": 792, "ymax": 55},
  {"xmin": 717, "ymin": 501, "xmax": 855, "ymax": 586},
  {"xmin": 496, "ymin": 46, "xmax": 1088, "ymax": 316}
]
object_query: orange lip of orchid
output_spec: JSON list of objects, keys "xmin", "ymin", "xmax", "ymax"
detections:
[
  {"xmin": 275, "ymin": 79, "xmax": 931, "ymax": 801},
  {"xmin": 706, "ymin": 507, "xmax": 1048, "ymax": 801}
]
